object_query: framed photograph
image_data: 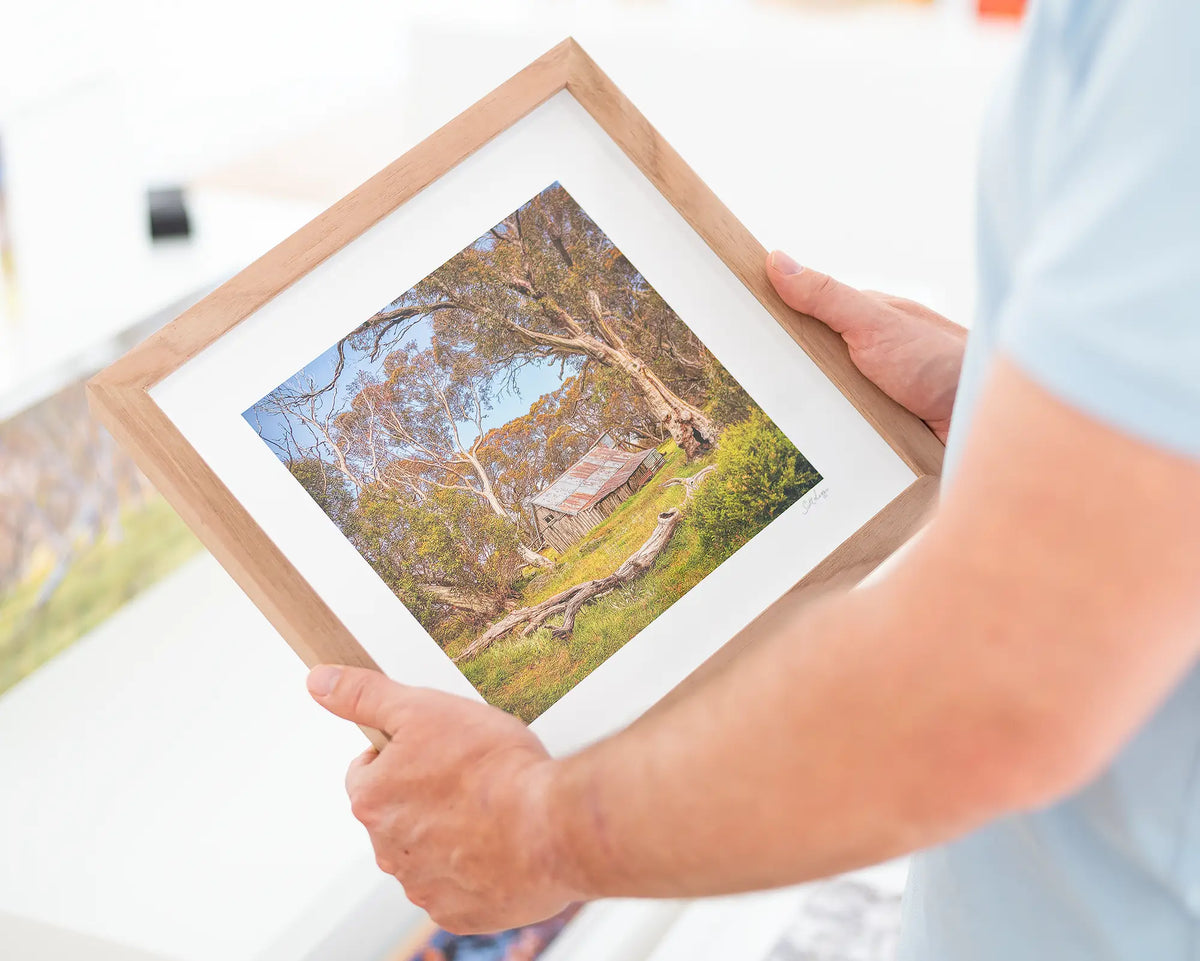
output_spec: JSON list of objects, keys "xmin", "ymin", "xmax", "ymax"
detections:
[
  {"xmin": 88, "ymin": 39, "xmax": 941, "ymax": 750},
  {"xmin": 1, "ymin": 326, "xmax": 203, "ymax": 698}
]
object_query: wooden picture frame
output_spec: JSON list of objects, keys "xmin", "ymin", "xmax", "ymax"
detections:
[{"xmin": 87, "ymin": 38, "xmax": 942, "ymax": 748}]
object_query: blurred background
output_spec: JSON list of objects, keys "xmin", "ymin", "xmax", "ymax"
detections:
[{"xmin": 0, "ymin": 1, "xmax": 1022, "ymax": 959}]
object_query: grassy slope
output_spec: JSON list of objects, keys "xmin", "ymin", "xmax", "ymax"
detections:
[
  {"xmin": 0, "ymin": 497, "xmax": 202, "ymax": 696},
  {"xmin": 447, "ymin": 445, "xmax": 732, "ymax": 722}
]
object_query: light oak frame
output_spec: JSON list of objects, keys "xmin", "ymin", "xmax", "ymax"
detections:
[{"xmin": 88, "ymin": 39, "xmax": 943, "ymax": 748}]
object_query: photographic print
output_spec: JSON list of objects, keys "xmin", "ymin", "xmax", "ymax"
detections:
[{"xmin": 245, "ymin": 182, "xmax": 821, "ymax": 721}]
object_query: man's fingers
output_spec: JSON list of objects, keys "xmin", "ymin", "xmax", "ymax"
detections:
[
  {"xmin": 345, "ymin": 746, "xmax": 380, "ymax": 796},
  {"xmin": 766, "ymin": 251, "xmax": 888, "ymax": 337},
  {"xmin": 349, "ymin": 746, "xmax": 380, "ymax": 771},
  {"xmin": 307, "ymin": 665, "xmax": 407, "ymax": 734}
]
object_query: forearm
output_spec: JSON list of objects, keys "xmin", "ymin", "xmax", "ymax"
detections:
[
  {"xmin": 539, "ymin": 360, "xmax": 1200, "ymax": 902},
  {"xmin": 316, "ymin": 360, "xmax": 1200, "ymax": 934},
  {"xmin": 540, "ymin": 556, "xmax": 1061, "ymax": 900}
]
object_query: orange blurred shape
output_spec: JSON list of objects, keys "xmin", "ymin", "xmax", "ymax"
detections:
[{"xmin": 978, "ymin": 0, "xmax": 1026, "ymax": 17}]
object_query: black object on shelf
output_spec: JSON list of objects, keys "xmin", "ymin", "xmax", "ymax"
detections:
[{"xmin": 147, "ymin": 186, "xmax": 191, "ymax": 241}]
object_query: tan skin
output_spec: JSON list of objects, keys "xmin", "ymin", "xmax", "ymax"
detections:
[{"xmin": 307, "ymin": 252, "xmax": 1200, "ymax": 933}]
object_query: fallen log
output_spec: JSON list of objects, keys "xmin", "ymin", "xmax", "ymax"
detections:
[{"xmin": 453, "ymin": 508, "xmax": 683, "ymax": 662}]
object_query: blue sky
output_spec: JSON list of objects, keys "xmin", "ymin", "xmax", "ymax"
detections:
[
  {"xmin": 244, "ymin": 310, "xmax": 568, "ymax": 464},
  {"xmin": 244, "ymin": 180, "xmax": 574, "ymax": 468}
]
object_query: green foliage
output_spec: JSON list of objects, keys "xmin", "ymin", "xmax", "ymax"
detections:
[
  {"xmin": 251, "ymin": 182, "xmax": 821, "ymax": 721},
  {"xmin": 447, "ymin": 446, "xmax": 723, "ymax": 721},
  {"xmin": 477, "ymin": 370, "xmax": 660, "ymax": 540},
  {"xmin": 440, "ymin": 426, "xmax": 819, "ymax": 721},
  {"xmin": 519, "ymin": 445, "xmax": 690, "ymax": 605},
  {"xmin": 687, "ymin": 412, "xmax": 821, "ymax": 553},
  {"xmin": 354, "ymin": 488, "xmax": 524, "ymax": 635},
  {"xmin": 702, "ymin": 359, "xmax": 756, "ymax": 428},
  {"xmin": 288, "ymin": 449, "xmax": 528, "ymax": 636},
  {"xmin": 289, "ymin": 458, "xmax": 355, "ymax": 528}
]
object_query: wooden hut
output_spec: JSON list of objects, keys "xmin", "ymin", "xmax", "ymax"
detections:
[{"xmin": 528, "ymin": 435, "xmax": 666, "ymax": 554}]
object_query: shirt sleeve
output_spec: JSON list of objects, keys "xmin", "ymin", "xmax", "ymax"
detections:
[{"xmin": 995, "ymin": 3, "xmax": 1200, "ymax": 458}]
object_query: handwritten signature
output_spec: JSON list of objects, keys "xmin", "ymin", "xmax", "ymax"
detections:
[{"xmin": 800, "ymin": 485, "xmax": 831, "ymax": 515}]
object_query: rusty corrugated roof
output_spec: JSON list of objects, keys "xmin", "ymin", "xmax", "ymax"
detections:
[{"xmin": 530, "ymin": 442, "xmax": 658, "ymax": 516}]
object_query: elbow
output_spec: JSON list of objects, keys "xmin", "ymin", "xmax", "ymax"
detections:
[
  {"xmin": 996, "ymin": 736, "xmax": 1109, "ymax": 816},
  {"xmin": 1006, "ymin": 717, "xmax": 1123, "ymax": 811},
  {"xmin": 927, "ymin": 710, "xmax": 1121, "ymax": 832}
]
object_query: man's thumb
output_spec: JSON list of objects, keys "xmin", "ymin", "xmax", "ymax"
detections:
[
  {"xmin": 307, "ymin": 665, "xmax": 404, "ymax": 734},
  {"xmin": 766, "ymin": 251, "xmax": 881, "ymax": 337}
]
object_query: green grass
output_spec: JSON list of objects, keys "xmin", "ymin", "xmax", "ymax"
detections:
[
  {"xmin": 446, "ymin": 445, "xmax": 738, "ymax": 722},
  {"xmin": 0, "ymin": 497, "xmax": 202, "ymax": 696}
]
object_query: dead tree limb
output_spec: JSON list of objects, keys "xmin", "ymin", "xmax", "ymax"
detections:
[
  {"xmin": 454, "ymin": 508, "xmax": 683, "ymax": 662},
  {"xmin": 420, "ymin": 583, "xmax": 515, "ymax": 616},
  {"xmin": 660, "ymin": 465, "xmax": 716, "ymax": 500}
]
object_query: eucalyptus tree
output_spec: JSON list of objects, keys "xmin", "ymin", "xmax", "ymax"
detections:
[
  {"xmin": 343, "ymin": 182, "xmax": 721, "ymax": 460},
  {"xmin": 337, "ymin": 346, "xmax": 554, "ymax": 569}
]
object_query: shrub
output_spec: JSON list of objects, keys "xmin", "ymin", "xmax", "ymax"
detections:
[
  {"xmin": 702, "ymin": 361, "xmax": 756, "ymax": 428},
  {"xmin": 688, "ymin": 412, "xmax": 820, "ymax": 551}
]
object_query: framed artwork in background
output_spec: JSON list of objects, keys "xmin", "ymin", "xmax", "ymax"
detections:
[
  {"xmin": 0, "ymin": 327, "xmax": 204, "ymax": 697},
  {"xmin": 88, "ymin": 39, "xmax": 942, "ymax": 750}
]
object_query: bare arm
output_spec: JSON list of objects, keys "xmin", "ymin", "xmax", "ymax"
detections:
[
  {"xmin": 543, "ymin": 357, "xmax": 1200, "ymax": 898},
  {"xmin": 304, "ymin": 263, "xmax": 1200, "ymax": 933}
]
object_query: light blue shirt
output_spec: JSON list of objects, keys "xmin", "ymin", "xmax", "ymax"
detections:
[{"xmin": 898, "ymin": 2, "xmax": 1200, "ymax": 959}]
